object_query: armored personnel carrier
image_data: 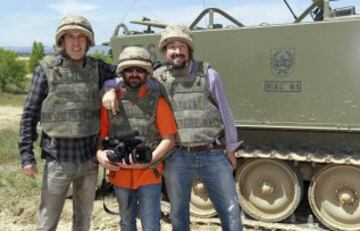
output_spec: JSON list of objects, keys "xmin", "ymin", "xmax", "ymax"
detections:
[{"xmin": 104, "ymin": 0, "xmax": 360, "ymax": 230}]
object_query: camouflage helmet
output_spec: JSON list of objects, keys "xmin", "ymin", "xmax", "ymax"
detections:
[
  {"xmin": 116, "ymin": 46, "xmax": 153, "ymax": 75},
  {"xmin": 159, "ymin": 24, "xmax": 193, "ymax": 51},
  {"xmin": 55, "ymin": 15, "xmax": 95, "ymax": 48}
]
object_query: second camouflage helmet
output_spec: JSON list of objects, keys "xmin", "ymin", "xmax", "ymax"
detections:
[
  {"xmin": 55, "ymin": 15, "xmax": 95, "ymax": 48},
  {"xmin": 116, "ymin": 46, "xmax": 153, "ymax": 75},
  {"xmin": 159, "ymin": 24, "xmax": 193, "ymax": 51}
]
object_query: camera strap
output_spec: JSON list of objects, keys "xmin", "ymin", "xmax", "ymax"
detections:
[
  {"xmin": 103, "ymin": 197, "xmax": 119, "ymax": 215},
  {"xmin": 150, "ymin": 164, "xmax": 162, "ymax": 178},
  {"xmin": 96, "ymin": 168, "xmax": 119, "ymax": 215}
]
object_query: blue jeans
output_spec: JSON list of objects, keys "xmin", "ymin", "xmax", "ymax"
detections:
[
  {"xmin": 114, "ymin": 184, "xmax": 162, "ymax": 231},
  {"xmin": 37, "ymin": 158, "xmax": 99, "ymax": 231},
  {"xmin": 164, "ymin": 148, "xmax": 242, "ymax": 231}
]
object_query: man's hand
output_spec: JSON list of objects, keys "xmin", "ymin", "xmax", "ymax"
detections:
[
  {"xmin": 22, "ymin": 164, "xmax": 38, "ymax": 179},
  {"xmin": 96, "ymin": 150, "xmax": 121, "ymax": 171},
  {"xmin": 102, "ymin": 88, "xmax": 119, "ymax": 115},
  {"xmin": 116, "ymin": 155, "xmax": 150, "ymax": 169},
  {"xmin": 226, "ymin": 150, "xmax": 237, "ymax": 170}
]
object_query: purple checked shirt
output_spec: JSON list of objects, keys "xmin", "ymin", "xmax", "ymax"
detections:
[{"xmin": 103, "ymin": 60, "xmax": 242, "ymax": 152}]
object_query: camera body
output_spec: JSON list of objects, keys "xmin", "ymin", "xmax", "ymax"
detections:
[{"xmin": 102, "ymin": 131, "xmax": 153, "ymax": 164}]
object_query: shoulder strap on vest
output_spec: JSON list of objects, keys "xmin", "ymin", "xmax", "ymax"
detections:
[
  {"xmin": 195, "ymin": 61, "xmax": 219, "ymax": 107},
  {"xmin": 192, "ymin": 61, "xmax": 211, "ymax": 91},
  {"xmin": 39, "ymin": 55, "xmax": 56, "ymax": 77},
  {"xmin": 85, "ymin": 56, "xmax": 98, "ymax": 66},
  {"xmin": 194, "ymin": 61, "xmax": 210, "ymax": 76},
  {"xmin": 155, "ymin": 65, "xmax": 171, "ymax": 82}
]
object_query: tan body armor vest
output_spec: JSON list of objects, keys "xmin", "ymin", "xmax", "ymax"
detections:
[
  {"xmin": 155, "ymin": 61, "xmax": 223, "ymax": 145},
  {"xmin": 108, "ymin": 89, "xmax": 161, "ymax": 148},
  {"xmin": 40, "ymin": 56, "xmax": 100, "ymax": 138}
]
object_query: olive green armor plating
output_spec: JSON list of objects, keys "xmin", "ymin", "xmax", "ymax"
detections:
[
  {"xmin": 40, "ymin": 56, "xmax": 100, "ymax": 138},
  {"xmin": 155, "ymin": 61, "xmax": 223, "ymax": 145},
  {"xmin": 109, "ymin": 89, "xmax": 161, "ymax": 147}
]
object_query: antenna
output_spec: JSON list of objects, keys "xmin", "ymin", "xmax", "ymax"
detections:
[
  {"xmin": 120, "ymin": 0, "xmax": 137, "ymax": 23},
  {"xmin": 283, "ymin": 0, "xmax": 298, "ymax": 20}
]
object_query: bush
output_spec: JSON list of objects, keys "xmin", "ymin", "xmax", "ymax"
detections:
[
  {"xmin": 90, "ymin": 50, "xmax": 114, "ymax": 64},
  {"xmin": 28, "ymin": 41, "xmax": 45, "ymax": 73},
  {"xmin": 0, "ymin": 49, "xmax": 27, "ymax": 92}
]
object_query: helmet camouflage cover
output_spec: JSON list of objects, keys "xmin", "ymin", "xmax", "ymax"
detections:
[
  {"xmin": 159, "ymin": 24, "xmax": 193, "ymax": 51},
  {"xmin": 116, "ymin": 46, "xmax": 153, "ymax": 75},
  {"xmin": 55, "ymin": 15, "xmax": 95, "ymax": 49}
]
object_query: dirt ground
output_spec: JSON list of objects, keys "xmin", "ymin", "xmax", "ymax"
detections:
[
  {"xmin": 0, "ymin": 196, "xmax": 222, "ymax": 230},
  {"xmin": 0, "ymin": 106, "xmax": 223, "ymax": 230}
]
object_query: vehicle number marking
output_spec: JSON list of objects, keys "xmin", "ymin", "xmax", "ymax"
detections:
[{"xmin": 264, "ymin": 81, "xmax": 301, "ymax": 92}]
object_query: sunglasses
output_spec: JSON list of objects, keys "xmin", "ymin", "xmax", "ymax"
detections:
[{"xmin": 123, "ymin": 67, "xmax": 146, "ymax": 73}]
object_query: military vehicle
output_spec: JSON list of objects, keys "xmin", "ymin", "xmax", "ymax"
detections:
[{"xmin": 104, "ymin": 0, "xmax": 360, "ymax": 230}]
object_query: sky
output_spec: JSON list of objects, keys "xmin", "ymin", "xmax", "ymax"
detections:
[{"xmin": 1, "ymin": 0, "xmax": 359, "ymax": 47}]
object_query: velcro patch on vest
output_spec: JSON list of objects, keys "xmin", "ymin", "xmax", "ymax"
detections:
[
  {"xmin": 171, "ymin": 77, "xmax": 203, "ymax": 93},
  {"xmin": 50, "ymin": 69, "xmax": 98, "ymax": 84},
  {"xmin": 54, "ymin": 89, "xmax": 99, "ymax": 101},
  {"xmin": 119, "ymin": 103, "xmax": 151, "ymax": 118},
  {"xmin": 172, "ymin": 97, "xmax": 206, "ymax": 111},
  {"xmin": 176, "ymin": 117, "xmax": 222, "ymax": 129},
  {"xmin": 42, "ymin": 109, "xmax": 99, "ymax": 122}
]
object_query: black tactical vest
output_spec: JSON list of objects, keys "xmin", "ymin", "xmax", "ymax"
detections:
[{"xmin": 40, "ymin": 56, "xmax": 100, "ymax": 138}]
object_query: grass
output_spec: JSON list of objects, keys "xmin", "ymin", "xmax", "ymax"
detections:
[
  {"xmin": 0, "ymin": 91, "xmax": 27, "ymax": 107},
  {"xmin": 0, "ymin": 119, "xmax": 42, "ymax": 197},
  {"xmin": 0, "ymin": 127, "xmax": 21, "ymax": 163},
  {"xmin": 0, "ymin": 63, "xmax": 43, "ymax": 208},
  {"xmin": 0, "ymin": 127, "xmax": 42, "ymax": 164},
  {"xmin": 0, "ymin": 67, "xmax": 42, "ymax": 199}
]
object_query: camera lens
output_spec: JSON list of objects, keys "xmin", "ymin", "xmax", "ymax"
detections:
[{"xmin": 132, "ymin": 147, "xmax": 152, "ymax": 163}]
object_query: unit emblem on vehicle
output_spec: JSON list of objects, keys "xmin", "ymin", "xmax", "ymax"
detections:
[{"xmin": 270, "ymin": 48, "xmax": 295, "ymax": 78}]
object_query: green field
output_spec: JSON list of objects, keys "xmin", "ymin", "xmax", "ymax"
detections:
[
  {"xmin": 0, "ymin": 91, "xmax": 27, "ymax": 107},
  {"xmin": 0, "ymin": 70, "xmax": 42, "ymax": 202}
]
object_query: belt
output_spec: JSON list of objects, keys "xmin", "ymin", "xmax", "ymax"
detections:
[{"xmin": 176, "ymin": 143, "xmax": 224, "ymax": 152}]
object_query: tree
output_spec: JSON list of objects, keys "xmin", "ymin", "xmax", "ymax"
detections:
[
  {"xmin": 90, "ymin": 50, "xmax": 114, "ymax": 64},
  {"xmin": 28, "ymin": 41, "xmax": 45, "ymax": 73},
  {"xmin": 0, "ymin": 49, "xmax": 27, "ymax": 91}
]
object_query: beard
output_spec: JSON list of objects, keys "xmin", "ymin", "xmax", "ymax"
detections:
[
  {"xmin": 124, "ymin": 76, "xmax": 143, "ymax": 89},
  {"xmin": 170, "ymin": 54, "xmax": 187, "ymax": 69}
]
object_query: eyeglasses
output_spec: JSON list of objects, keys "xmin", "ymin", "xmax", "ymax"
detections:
[{"xmin": 123, "ymin": 67, "xmax": 146, "ymax": 73}]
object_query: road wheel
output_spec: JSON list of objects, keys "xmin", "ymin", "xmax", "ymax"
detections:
[
  {"xmin": 308, "ymin": 165, "xmax": 360, "ymax": 231},
  {"xmin": 190, "ymin": 176, "xmax": 217, "ymax": 218},
  {"xmin": 236, "ymin": 159, "xmax": 303, "ymax": 222}
]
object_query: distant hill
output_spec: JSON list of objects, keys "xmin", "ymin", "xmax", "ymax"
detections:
[{"xmin": 2, "ymin": 45, "xmax": 110, "ymax": 56}]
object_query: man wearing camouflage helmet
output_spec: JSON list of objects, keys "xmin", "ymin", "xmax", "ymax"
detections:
[
  {"xmin": 19, "ymin": 15, "xmax": 116, "ymax": 230},
  {"xmin": 96, "ymin": 46, "xmax": 177, "ymax": 231},
  {"xmin": 155, "ymin": 24, "xmax": 243, "ymax": 231},
  {"xmin": 102, "ymin": 24, "xmax": 243, "ymax": 230}
]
